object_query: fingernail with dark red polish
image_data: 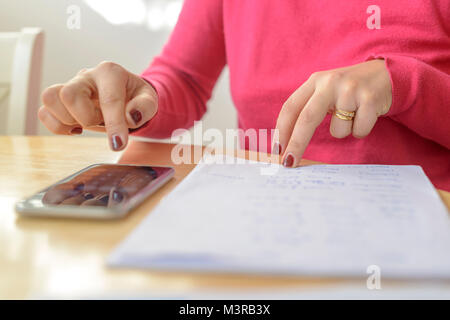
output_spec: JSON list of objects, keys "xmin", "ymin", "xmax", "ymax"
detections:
[
  {"xmin": 283, "ymin": 153, "xmax": 295, "ymax": 168},
  {"xmin": 112, "ymin": 135, "xmax": 123, "ymax": 151},
  {"xmin": 130, "ymin": 109, "xmax": 142, "ymax": 125},
  {"xmin": 71, "ymin": 127, "xmax": 83, "ymax": 135},
  {"xmin": 272, "ymin": 142, "xmax": 282, "ymax": 155}
]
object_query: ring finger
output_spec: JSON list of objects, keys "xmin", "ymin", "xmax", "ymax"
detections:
[{"xmin": 330, "ymin": 93, "xmax": 357, "ymax": 139}]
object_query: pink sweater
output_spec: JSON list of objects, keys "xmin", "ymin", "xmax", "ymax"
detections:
[{"xmin": 136, "ymin": 0, "xmax": 450, "ymax": 191}]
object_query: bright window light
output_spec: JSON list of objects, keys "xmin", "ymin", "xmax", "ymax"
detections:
[
  {"xmin": 165, "ymin": 1, "xmax": 183, "ymax": 28},
  {"xmin": 147, "ymin": 5, "xmax": 166, "ymax": 31},
  {"xmin": 84, "ymin": 0, "xmax": 182, "ymax": 30}
]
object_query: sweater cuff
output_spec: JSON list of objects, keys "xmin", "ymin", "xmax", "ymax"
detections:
[{"xmin": 366, "ymin": 54, "xmax": 418, "ymax": 117}]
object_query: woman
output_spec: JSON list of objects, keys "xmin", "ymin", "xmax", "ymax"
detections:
[{"xmin": 38, "ymin": 0, "xmax": 450, "ymax": 190}]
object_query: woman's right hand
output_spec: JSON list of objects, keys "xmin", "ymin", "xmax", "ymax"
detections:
[{"xmin": 39, "ymin": 61, "xmax": 158, "ymax": 151}]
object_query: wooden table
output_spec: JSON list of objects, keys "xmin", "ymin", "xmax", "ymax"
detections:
[{"xmin": 1, "ymin": 136, "xmax": 449, "ymax": 299}]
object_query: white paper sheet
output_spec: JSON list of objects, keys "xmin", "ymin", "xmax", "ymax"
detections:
[{"xmin": 108, "ymin": 156, "xmax": 450, "ymax": 279}]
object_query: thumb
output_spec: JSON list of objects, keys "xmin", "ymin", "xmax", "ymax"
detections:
[{"xmin": 125, "ymin": 82, "xmax": 158, "ymax": 129}]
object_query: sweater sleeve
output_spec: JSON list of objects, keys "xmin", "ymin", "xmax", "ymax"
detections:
[
  {"xmin": 133, "ymin": 0, "xmax": 226, "ymax": 139},
  {"xmin": 368, "ymin": 54, "xmax": 450, "ymax": 149}
]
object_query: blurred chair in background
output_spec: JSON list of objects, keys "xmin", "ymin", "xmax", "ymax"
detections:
[{"xmin": 0, "ymin": 28, "xmax": 44, "ymax": 135}]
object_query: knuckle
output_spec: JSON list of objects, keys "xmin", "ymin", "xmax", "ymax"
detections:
[
  {"xmin": 320, "ymin": 71, "xmax": 343, "ymax": 87},
  {"xmin": 281, "ymin": 98, "xmax": 296, "ymax": 115},
  {"xmin": 340, "ymin": 78, "xmax": 358, "ymax": 96},
  {"xmin": 359, "ymin": 89, "xmax": 377, "ymax": 105},
  {"xmin": 97, "ymin": 61, "xmax": 123, "ymax": 75},
  {"xmin": 59, "ymin": 84, "xmax": 78, "ymax": 105},
  {"xmin": 98, "ymin": 61, "xmax": 116, "ymax": 69},
  {"xmin": 299, "ymin": 107, "xmax": 317, "ymax": 125},
  {"xmin": 308, "ymin": 71, "xmax": 321, "ymax": 81},
  {"xmin": 41, "ymin": 86, "xmax": 60, "ymax": 106},
  {"xmin": 101, "ymin": 92, "xmax": 123, "ymax": 105},
  {"xmin": 77, "ymin": 68, "xmax": 89, "ymax": 76}
]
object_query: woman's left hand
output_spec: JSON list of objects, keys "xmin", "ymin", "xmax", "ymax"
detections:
[{"xmin": 274, "ymin": 59, "xmax": 392, "ymax": 167}]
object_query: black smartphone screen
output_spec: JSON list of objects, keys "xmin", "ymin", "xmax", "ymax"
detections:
[{"xmin": 38, "ymin": 164, "xmax": 173, "ymax": 208}]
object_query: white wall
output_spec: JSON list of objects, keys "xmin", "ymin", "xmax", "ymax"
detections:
[{"xmin": 0, "ymin": 0, "xmax": 236, "ymax": 141}]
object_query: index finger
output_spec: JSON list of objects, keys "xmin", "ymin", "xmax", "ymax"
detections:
[
  {"xmin": 274, "ymin": 77, "xmax": 315, "ymax": 155},
  {"xmin": 93, "ymin": 63, "xmax": 129, "ymax": 151},
  {"xmin": 282, "ymin": 91, "xmax": 332, "ymax": 167}
]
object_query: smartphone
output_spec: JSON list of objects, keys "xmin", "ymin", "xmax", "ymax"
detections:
[{"xmin": 15, "ymin": 164, "xmax": 175, "ymax": 219}]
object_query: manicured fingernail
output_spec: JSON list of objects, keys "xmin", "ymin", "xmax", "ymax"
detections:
[
  {"xmin": 130, "ymin": 109, "xmax": 142, "ymax": 125},
  {"xmin": 272, "ymin": 142, "xmax": 282, "ymax": 155},
  {"xmin": 112, "ymin": 190, "xmax": 124, "ymax": 203},
  {"xmin": 283, "ymin": 153, "xmax": 295, "ymax": 168},
  {"xmin": 71, "ymin": 127, "xmax": 83, "ymax": 135},
  {"xmin": 111, "ymin": 135, "xmax": 123, "ymax": 151}
]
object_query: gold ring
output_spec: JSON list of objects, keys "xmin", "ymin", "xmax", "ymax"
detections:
[{"xmin": 334, "ymin": 109, "xmax": 355, "ymax": 121}]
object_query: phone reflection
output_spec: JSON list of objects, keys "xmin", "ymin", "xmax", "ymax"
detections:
[{"xmin": 42, "ymin": 165, "xmax": 158, "ymax": 208}]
